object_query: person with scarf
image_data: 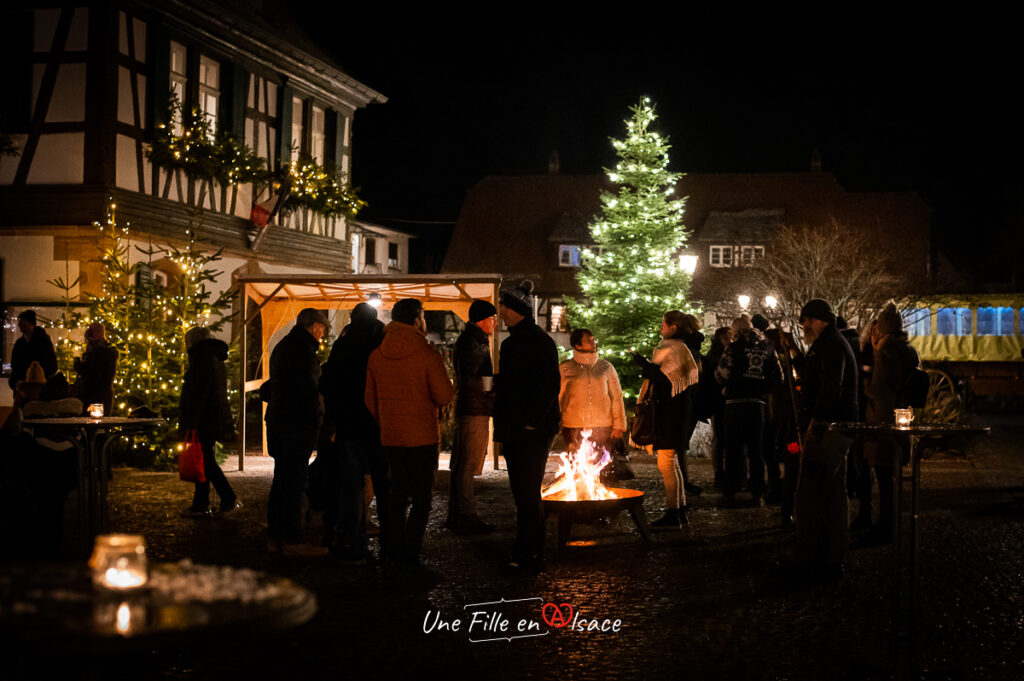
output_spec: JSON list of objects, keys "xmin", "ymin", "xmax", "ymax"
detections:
[
  {"xmin": 558, "ymin": 328, "xmax": 626, "ymax": 454},
  {"xmin": 632, "ymin": 310, "xmax": 700, "ymax": 527}
]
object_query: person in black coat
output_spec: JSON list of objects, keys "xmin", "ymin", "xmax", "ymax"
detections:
[
  {"xmin": 494, "ymin": 281, "xmax": 560, "ymax": 574},
  {"xmin": 265, "ymin": 308, "xmax": 329, "ymax": 556},
  {"xmin": 795, "ymin": 299, "xmax": 858, "ymax": 579},
  {"xmin": 9, "ymin": 310, "xmax": 58, "ymax": 396},
  {"xmin": 447, "ymin": 299, "xmax": 498, "ymax": 533},
  {"xmin": 178, "ymin": 327, "xmax": 237, "ymax": 516},
  {"xmin": 73, "ymin": 322, "xmax": 118, "ymax": 415},
  {"xmin": 318, "ymin": 302, "xmax": 385, "ymax": 562}
]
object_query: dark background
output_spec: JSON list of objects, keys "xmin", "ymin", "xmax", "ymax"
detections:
[{"xmin": 293, "ymin": 9, "xmax": 1022, "ymax": 285}]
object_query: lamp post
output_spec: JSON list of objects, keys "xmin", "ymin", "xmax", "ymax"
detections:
[{"xmin": 738, "ymin": 294, "xmax": 750, "ymax": 311}]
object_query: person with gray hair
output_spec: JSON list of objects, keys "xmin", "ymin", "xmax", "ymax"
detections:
[{"xmin": 265, "ymin": 307, "xmax": 330, "ymax": 557}]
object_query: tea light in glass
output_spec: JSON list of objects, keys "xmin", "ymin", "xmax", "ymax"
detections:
[
  {"xmin": 88, "ymin": 403, "xmax": 105, "ymax": 418},
  {"xmin": 90, "ymin": 534, "xmax": 148, "ymax": 590},
  {"xmin": 894, "ymin": 408, "xmax": 913, "ymax": 429}
]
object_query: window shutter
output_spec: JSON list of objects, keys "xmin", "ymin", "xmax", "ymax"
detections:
[{"xmin": 278, "ymin": 84, "xmax": 293, "ymax": 166}]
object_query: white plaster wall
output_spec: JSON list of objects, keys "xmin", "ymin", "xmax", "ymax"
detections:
[
  {"xmin": 27, "ymin": 132, "xmax": 84, "ymax": 184},
  {"xmin": 0, "ymin": 235, "xmax": 81, "ymax": 301}
]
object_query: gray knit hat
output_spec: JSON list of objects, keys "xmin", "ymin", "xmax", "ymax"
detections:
[{"xmin": 499, "ymin": 280, "xmax": 535, "ymax": 318}]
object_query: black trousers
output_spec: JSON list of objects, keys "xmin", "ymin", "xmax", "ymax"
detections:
[
  {"xmin": 191, "ymin": 436, "xmax": 235, "ymax": 510},
  {"xmin": 503, "ymin": 429, "xmax": 553, "ymax": 560},
  {"xmin": 383, "ymin": 444, "xmax": 438, "ymax": 561},
  {"xmin": 267, "ymin": 426, "xmax": 314, "ymax": 544}
]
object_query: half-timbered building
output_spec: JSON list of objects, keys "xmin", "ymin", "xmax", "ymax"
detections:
[{"xmin": 0, "ymin": 1, "xmax": 387, "ymax": 404}]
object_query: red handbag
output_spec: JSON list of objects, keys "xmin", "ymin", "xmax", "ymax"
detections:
[{"xmin": 178, "ymin": 431, "xmax": 206, "ymax": 483}]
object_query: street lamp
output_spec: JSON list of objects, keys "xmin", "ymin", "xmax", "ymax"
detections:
[
  {"xmin": 679, "ymin": 254, "xmax": 698, "ymax": 275},
  {"xmin": 738, "ymin": 294, "xmax": 750, "ymax": 310},
  {"xmin": 764, "ymin": 295, "xmax": 778, "ymax": 310},
  {"xmin": 367, "ymin": 292, "xmax": 382, "ymax": 308}
]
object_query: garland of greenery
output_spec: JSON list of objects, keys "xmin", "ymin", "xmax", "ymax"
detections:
[{"xmin": 147, "ymin": 97, "xmax": 364, "ymax": 219}]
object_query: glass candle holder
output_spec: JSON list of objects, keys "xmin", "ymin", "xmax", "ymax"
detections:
[
  {"xmin": 89, "ymin": 534, "xmax": 148, "ymax": 590},
  {"xmin": 894, "ymin": 408, "xmax": 913, "ymax": 428},
  {"xmin": 88, "ymin": 403, "xmax": 105, "ymax": 418}
]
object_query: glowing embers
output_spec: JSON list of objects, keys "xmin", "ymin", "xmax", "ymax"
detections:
[{"xmin": 542, "ymin": 431, "xmax": 619, "ymax": 502}]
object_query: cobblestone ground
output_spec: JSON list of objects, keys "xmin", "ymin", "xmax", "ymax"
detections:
[{"xmin": 93, "ymin": 412, "xmax": 1023, "ymax": 681}]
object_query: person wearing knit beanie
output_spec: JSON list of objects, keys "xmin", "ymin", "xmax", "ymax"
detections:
[
  {"xmin": 499, "ymin": 280, "xmax": 536, "ymax": 319},
  {"xmin": 447, "ymin": 299, "xmax": 499, "ymax": 534}
]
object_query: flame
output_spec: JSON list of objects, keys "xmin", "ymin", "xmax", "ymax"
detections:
[{"xmin": 542, "ymin": 430, "xmax": 619, "ymax": 501}]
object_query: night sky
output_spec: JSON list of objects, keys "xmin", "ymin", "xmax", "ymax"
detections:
[{"xmin": 295, "ymin": 10, "xmax": 1022, "ymax": 284}]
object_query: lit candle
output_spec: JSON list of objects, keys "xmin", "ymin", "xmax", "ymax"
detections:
[
  {"xmin": 894, "ymin": 408, "xmax": 913, "ymax": 429},
  {"xmin": 89, "ymin": 403, "xmax": 105, "ymax": 418},
  {"xmin": 90, "ymin": 535, "xmax": 148, "ymax": 590}
]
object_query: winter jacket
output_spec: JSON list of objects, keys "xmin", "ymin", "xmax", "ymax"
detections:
[
  {"xmin": 493, "ymin": 317, "xmax": 560, "ymax": 442},
  {"xmin": 715, "ymin": 327, "xmax": 783, "ymax": 402},
  {"xmin": 265, "ymin": 324, "xmax": 323, "ymax": 444},
  {"xmin": 799, "ymin": 324, "xmax": 858, "ymax": 431},
  {"xmin": 637, "ymin": 337, "xmax": 699, "ymax": 451},
  {"xmin": 559, "ymin": 352, "xmax": 626, "ymax": 431},
  {"xmin": 320, "ymin": 318, "xmax": 384, "ymax": 445},
  {"xmin": 179, "ymin": 337, "xmax": 234, "ymax": 442},
  {"xmin": 864, "ymin": 331, "xmax": 920, "ymax": 465},
  {"xmin": 74, "ymin": 341, "xmax": 118, "ymax": 413},
  {"xmin": 365, "ymin": 321, "xmax": 454, "ymax": 448},
  {"xmin": 454, "ymin": 323, "xmax": 494, "ymax": 417},
  {"xmin": 9, "ymin": 327, "xmax": 58, "ymax": 392}
]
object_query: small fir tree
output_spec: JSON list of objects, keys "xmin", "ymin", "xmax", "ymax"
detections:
[
  {"xmin": 89, "ymin": 202, "xmax": 233, "ymax": 467},
  {"xmin": 568, "ymin": 98, "xmax": 697, "ymax": 397}
]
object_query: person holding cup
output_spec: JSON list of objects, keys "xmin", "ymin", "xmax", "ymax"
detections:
[{"xmin": 446, "ymin": 299, "xmax": 499, "ymax": 534}]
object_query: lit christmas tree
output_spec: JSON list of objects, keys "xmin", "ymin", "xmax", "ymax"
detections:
[
  {"xmin": 568, "ymin": 98, "xmax": 697, "ymax": 397},
  {"xmin": 91, "ymin": 201, "xmax": 232, "ymax": 466}
]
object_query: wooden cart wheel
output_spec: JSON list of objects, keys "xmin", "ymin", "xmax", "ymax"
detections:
[{"xmin": 921, "ymin": 369, "xmax": 961, "ymax": 424}]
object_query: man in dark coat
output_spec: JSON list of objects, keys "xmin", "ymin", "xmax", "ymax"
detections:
[
  {"xmin": 179, "ymin": 327, "xmax": 237, "ymax": 515},
  {"xmin": 265, "ymin": 307, "xmax": 329, "ymax": 557},
  {"xmin": 73, "ymin": 322, "xmax": 118, "ymax": 415},
  {"xmin": 795, "ymin": 299, "xmax": 858, "ymax": 580},
  {"xmin": 319, "ymin": 302, "xmax": 385, "ymax": 563},
  {"xmin": 715, "ymin": 317, "xmax": 782, "ymax": 505},
  {"xmin": 446, "ymin": 299, "xmax": 498, "ymax": 534},
  {"xmin": 494, "ymin": 281, "xmax": 560, "ymax": 574},
  {"xmin": 9, "ymin": 310, "xmax": 58, "ymax": 396}
]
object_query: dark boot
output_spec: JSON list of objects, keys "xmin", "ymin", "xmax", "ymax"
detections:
[{"xmin": 679, "ymin": 451, "xmax": 703, "ymax": 496}]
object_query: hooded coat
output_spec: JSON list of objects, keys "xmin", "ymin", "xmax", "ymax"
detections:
[
  {"xmin": 320, "ymin": 317, "xmax": 384, "ymax": 445},
  {"xmin": 365, "ymin": 321, "xmax": 454, "ymax": 448},
  {"xmin": 179, "ymin": 337, "xmax": 234, "ymax": 442}
]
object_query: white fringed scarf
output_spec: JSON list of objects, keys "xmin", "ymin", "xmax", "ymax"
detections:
[{"xmin": 651, "ymin": 338, "xmax": 699, "ymax": 397}]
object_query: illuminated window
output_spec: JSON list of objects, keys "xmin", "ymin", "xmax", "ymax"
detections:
[
  {"xmin": 169, "ymin": 42, "xmax": 187, "ymax": 134},
  {"xmin": 198, "ymin": 55, "xmax": 219, "ymax": 136},
  {"xmin": 387, "ymin": 242, "xmax": 399, "ymax": 270},
  {"xmin": 549, "ymin": 303, "xmax": 567, "ymax": 332},
  {"xmin": 559, "ymin": 245, "xmax": 583, "ymax": 267},
  {"xmin": 977, "ymin": 306, "xmax": 1014, "ymax": 336},
  {"xmin": 936, "ymin": 308, "xmax": 972, "ymax": 336},
  {"xmin": 709, "ymin": 245, "xmax": 733, "ymax": 267},
  {"xmin": 311, "ymin": 105, "xmax": 325, "ymax": 163},
  {"xmin": 902, "ymin": 308, "xmax": 931, "ymax": 336},
  {"xmin": 291, "ymin": 97, "xmax": 304, "ymax": 160}
]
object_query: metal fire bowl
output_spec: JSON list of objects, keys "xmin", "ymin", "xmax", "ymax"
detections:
[
  {"xmin": 542, "ymin": 488, "xmax": 651, "ymax": 548},
  {"xmin": 542, "ymin": 487, "xmax": 644, "ymax": 515}
]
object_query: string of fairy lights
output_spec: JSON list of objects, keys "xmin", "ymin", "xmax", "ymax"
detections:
[
  {"xmin": 148, "ymin": 95, "xmax": 364, "ymax": 219},
  {"xmin": 45, "ymin": 200, "xmax": 232, "ymax": 466},
  {"xmin": 567, "ymin": 98, "xmax": 699, "ymax": 399}
]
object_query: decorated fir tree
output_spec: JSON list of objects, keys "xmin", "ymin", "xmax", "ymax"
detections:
[
  {"xmin": 90, "ymin": 202, "xmax": 233, "ymax": 466},
  {"xmin": 568, "ymin": 98, "xmax": 697, "ymax": 397}
]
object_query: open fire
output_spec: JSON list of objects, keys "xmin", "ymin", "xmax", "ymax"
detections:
[{"xmin": 541, "ymin": 430, "xmax": 619, "ymax": 501}]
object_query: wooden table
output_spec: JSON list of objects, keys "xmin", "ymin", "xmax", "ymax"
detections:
[
  {"xmin": 829, "ymin": 421, "xmax": 990, "ymax": 674},
  {"xmin": 23, "ymin": 417, "xmax": 164, "ymax": 551}
]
